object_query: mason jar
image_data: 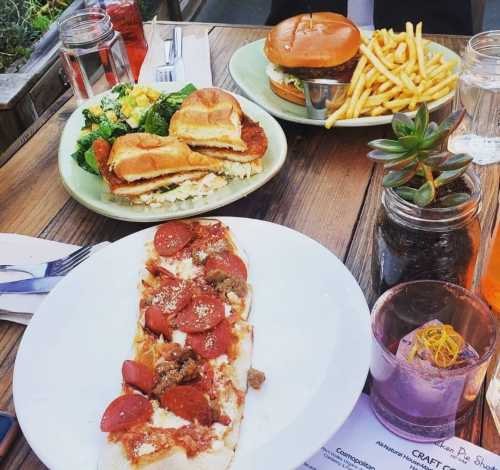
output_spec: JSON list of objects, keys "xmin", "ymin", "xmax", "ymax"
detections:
[
  {"xmin": 448, "ymin": 31, "xmax": 500, "ymax": 165},
  {"xmin": 371, "ymin": 169, "xmax": 482, "ymax": 295},
  {"xmin": 59, "ymin": 8, "xmax": 133, "ymax": 104}
]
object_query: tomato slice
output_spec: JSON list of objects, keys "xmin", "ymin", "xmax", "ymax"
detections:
[
  {"xmin": 145, "ymin": 305, "xmax": 172, "ymax": 339},
  {"xmin": 100, "ymin": 394, "xmax": 153, "ymax": 432},
  {"xmin": 151, "ymin": 278, "xmax": 192, "ymax": 315},
  {"xmin": 122, "ymin": 360, "xmax": 155, "ymax": 394},
  {"xmin": 160, "ymin": 385, "xmax": 212, "ymax": 426},
  {"xmin": 176, "ymin": 295, "xmax": 225, "ymax": 333},
  {"xmin": 92, "ymin": 138, "xmax": 111, "ymax": 165},
  {"xmin": 187, "ymin": 320, "xmax": 232, "ymax": 359},
  {"xmin": 205, "ymin": 251, "xmax": 247, "ymax": 281},
  {"xmin": 154, "ymin": 221, "xmax": 193, "ymax": 257}
]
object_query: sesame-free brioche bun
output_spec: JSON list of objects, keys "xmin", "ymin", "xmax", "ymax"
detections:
[
  {"xmin": 264, "ymin": 12, "xmax": 361, "ymax": 68},
  {"xmin": 269, "ymin": 79, "xmax": 305, "ymax": 105}
]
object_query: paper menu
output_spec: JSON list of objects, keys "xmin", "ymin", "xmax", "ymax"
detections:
[{"xmin": 300, "ymin": 394, "xmax": 499, "ymax": 470}]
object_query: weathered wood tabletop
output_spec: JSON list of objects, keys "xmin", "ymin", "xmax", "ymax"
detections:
[{"xmin": 0, "ymin": 22, "xmax": 499, "ymax": 469}]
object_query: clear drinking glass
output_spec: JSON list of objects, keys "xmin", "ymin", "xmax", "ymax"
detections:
[
  {"xmin": 59, "ymin": 8, "xmax": 133, "ymax": 104},
  {"xmin": 448, "ymin": 31, "xmax": 500, "ymax": 165},
  {"xmin": 370, "ymin": 281, "xmax": 496, "ymax": 442}
]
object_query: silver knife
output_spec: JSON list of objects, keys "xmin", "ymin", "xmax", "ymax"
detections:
[
  {"xmin": 172, "ymin": 26, "xmax": 185, "ymax": 81},
  {"xmin": 0, "ymin": 276, "xmax": 63, "ymax": 294}
]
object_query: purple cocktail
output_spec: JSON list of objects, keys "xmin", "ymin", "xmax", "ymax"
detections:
[{"xmin": 370, "ymin": 281, "xmax": 496, "ymax": 442}]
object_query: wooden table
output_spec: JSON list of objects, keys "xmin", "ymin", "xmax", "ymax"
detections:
[{"xmin": 0, "ymin": 22, "xmax": 499, "ymax": 469}]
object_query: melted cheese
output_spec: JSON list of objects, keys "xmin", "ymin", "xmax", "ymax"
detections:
[
  {"xmin": 211, "ymin": 354, "xmax": 229, "ymax": 367},
  {"xmin": 160, "ymin": 257, "xmax": 202, "ymax": 280},
  {"xmin": 152, "ymin": 404, "xmax": 190, "ymax": 429},
  {"xmin": 224, "ymin": 303, "xmax": 232, "ymax": 318},
  {"xmin": 171, "ymin": 329, "xmax": 187, "ymax": 347},
  {"xmin": 136, "ymin": 442, "xmax": 156, "ymax": 456}
]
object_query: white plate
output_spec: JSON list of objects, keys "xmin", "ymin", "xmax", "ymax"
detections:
[
  {"xmin": 229, "ymin": 36, "xmax": 461, "ymax": 127},
  {"xmin": 58, "ymin": 83, "xmax": 287, "ymax": 222},
  {"xmin": 14, "ymin": 217, "xmax": 371, "ymax": 470}
]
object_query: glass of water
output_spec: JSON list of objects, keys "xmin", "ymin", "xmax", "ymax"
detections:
[
  {"xmin": 59, "ymin": 8, "xmax": 133, "ymax": 104},
  {"xmin": 448, "ymin": 31, "xmax": 500, "ymax": 165}
]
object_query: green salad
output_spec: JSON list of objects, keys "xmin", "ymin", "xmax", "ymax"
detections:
[{"xmin": 72, "ymin": 83, "xmax": 197, "ymax": 175}]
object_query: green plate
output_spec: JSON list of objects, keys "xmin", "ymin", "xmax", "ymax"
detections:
[
  {"xmin": 58, "ymin": 82, "xmax": 287, "ymax": 222},
  {"xmin": 229, "ymin": 37, "xmax": 461, "ymax": 127}
]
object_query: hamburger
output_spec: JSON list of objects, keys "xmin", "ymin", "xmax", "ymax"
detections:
[{"xmin": 264, "ymin": 12, "xmax": 361, "ymax": 105}]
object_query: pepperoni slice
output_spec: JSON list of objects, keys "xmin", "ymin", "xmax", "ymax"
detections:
[
  {"xmin": 205, "ymin": 251, "xmax": 247, "ymax": 281},
  {"xmin": 176, "ymin": 295, "xmax": 225, "ymax": 333},
  {"xmin": 187, "ymin": 320, "xmax": 232, "ymax": 359},
  {"xmin": 160, "ymin": 385, "xmax": 212, "ymax": 426},
  {"xmin": 151, "ymin": 278, "xmax": 192, "ymax": 315},
  {"xmin": 100, "ymin": 394, "xmax": 153, "ymax": 432},
  {"xmin": 154, "ymin": 221, "xmax": 193, "ymax": 257},
  {"xmin": 145, "ymin": 305, "xmax": 172, "ymax": 339},
  {"xmin": 146, "ymin": 262, "xmax": 175, "ymax": 279},
  {"xmin": 122, "ymin": 360, "xmax": 155, "ymax": 394}
]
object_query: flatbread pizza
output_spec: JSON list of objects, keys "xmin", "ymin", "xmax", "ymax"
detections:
[{"xmin": 99, "ymin": 219, "xmax": 264, "ymax": 469}]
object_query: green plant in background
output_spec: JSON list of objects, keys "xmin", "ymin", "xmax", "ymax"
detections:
[
  {"xmin": 367, "ymin": 104, "xmax": 472, "ymax": 208},
  {"xmin": 0, "ymin": 0, "xmax": 70, "ymax": 73},
  {"xmin": 138, "ymin": 0, "xmax": 158, "ymax": 21}
]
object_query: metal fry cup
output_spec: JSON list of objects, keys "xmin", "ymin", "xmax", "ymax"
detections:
[{"xmin": 303, "ymin": 79, "xmax": 349, "ymax": 120}]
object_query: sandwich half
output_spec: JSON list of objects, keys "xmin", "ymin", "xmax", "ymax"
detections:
[{"xmin": 169, "ymin": 88, "xmax": 268, "ymax": 165}]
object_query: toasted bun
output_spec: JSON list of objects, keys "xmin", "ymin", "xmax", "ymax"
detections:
[
  {"xmin": 269, "ymin": 79, "xmax": 305, "ymax": 105},
  {"xmin": 196, "ymin": 116, "xmax": 268, "ymax": 162},
  {"xmin": 106, "ymin": 171, "xmax": 208, "ymax": 196},
  {"xmin": 108, "ymin": 133, "xmax": 223, "ymax": 182},
  {"xmin": 264, "ymin": 12, "xmax": 360, "ymax": 68},
  {"xmin": 169, "ymin": 88, "xmax": 247, "ymax": 151}
]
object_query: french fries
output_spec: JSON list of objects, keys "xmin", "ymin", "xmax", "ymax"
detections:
[{"xmin": 325, "ymin": 21, "xmax": 458, "ymax": 129}]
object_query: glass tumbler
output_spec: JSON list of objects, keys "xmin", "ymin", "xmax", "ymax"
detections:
[
  {"xmin": 59, "ymin": 8, "xmax": 133, "ymax": 104},
  {"xmin": 370, "ymin": 281, "xmax": 496, "ymax": 442},
  {"xmin": 448, "ymin": 31, "xmax": 500, "ymax": 165}
]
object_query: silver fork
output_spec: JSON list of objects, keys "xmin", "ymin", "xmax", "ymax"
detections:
[
  {"xmin": 0, "ymin": 242, "xmax": 108, "ymax": 278},
  {"xmin": 155, "ymin": 38, "xmax": 175, "ymax": 82}
]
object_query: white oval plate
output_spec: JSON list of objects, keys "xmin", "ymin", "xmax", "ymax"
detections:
[
  {"xmin": 58, "ymin": 83, "xmax": 287, "ymax": 222},
  {"xmin": 14, "ymin": 217, "xmax": 371, "ymax": 470},
  {"xmin": 229, "ymin": 36, "xmax": 460, "ymax": 127}
]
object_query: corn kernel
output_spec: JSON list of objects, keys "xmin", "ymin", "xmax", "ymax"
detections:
[
  {"xmin": 89, "ymin": 105, "xmax": 103, "ymax": 116},
  {"xmin": 121, "ymin": 104, "xmax": 132, "ymax": 117},
  {"xmin": 146, "ymin": 88, "xmax": 160, "ymax": 101},
  {"xmin": 135, "ymin": 95, "xmax": 149, "ymax": 107},
  {"xmin": 105, "ymin": 111, "xmax": 118, "ymax": 122},
  {"xmin": 131, "ymin": 85, "xmax": 145, "ymax": 96}
]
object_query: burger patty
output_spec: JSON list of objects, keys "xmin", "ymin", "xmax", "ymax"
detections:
[{"xmin": 282, "ymin": 54, "xmax": 360, "ymax": 82}]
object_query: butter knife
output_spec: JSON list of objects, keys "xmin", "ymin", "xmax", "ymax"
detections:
[
  {"xmin": 0, "ymin": 276, "xmax": 63, "ymax": 294},
  {"xmin": 172, "ymin": 26, "xmax": 185, "ymax": 81}
]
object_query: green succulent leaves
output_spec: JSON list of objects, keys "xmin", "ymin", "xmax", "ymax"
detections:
[{"xmin": 368, "ymin": 104, "xmax": 472, "ymax": 208}]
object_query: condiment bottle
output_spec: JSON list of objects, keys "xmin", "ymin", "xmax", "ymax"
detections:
[
  {"xmin": 59, "ymin": 8, "xmax": 134, "ymax": 104},
  {"xmin": 86, "ymin": 0, "xmax": 148, "ymax": 82},
  {"xmin": 480, "ymin": 203, "xmax": 500, "ymax": 316}
]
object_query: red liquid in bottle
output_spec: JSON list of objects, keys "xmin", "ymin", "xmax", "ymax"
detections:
[{"xmin": 105, "ymin": 0, "xmax": 148, "ymax": 82}]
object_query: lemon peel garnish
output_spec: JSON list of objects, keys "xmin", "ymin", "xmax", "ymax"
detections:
[{"xmin": 407, "ymin": 324, "xmax": 465, "ymax": 369}]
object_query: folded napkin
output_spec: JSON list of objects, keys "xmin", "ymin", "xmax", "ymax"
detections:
[
  {"xmin": 138, "ymin": 19, "xmax": 213, "ymax": 87},
  {"xmin": 0, "ymin": 234, "xmax": 107, "ymax": 325}
]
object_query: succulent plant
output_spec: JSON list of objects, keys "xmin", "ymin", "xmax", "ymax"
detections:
[{"xmin": 367, "ymin": 104, "xmax": 472, "ymax": 208}]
